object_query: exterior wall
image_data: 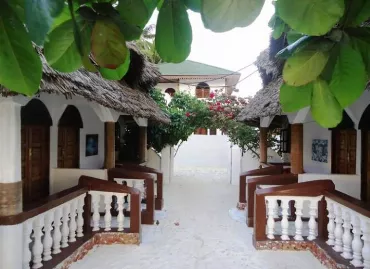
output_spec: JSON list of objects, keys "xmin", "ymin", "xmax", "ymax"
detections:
[
  {"xmin": 146, "ymin": 148, "xmax": 161, "ymax": 171},
  {"xmin": 299, "ymin": 174, "xmax": 361, "ymax": 200},
  {"xmin": 179, "ymin": 78, "xmax": 226, "ymax": 97},
  {"xmin": 50, "ymin": 168, "xmax": 107, "ymax": 194}
]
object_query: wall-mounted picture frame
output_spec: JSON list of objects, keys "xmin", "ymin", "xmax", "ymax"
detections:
[
  {"xmin": 312, "ymin": 139, "xmax": 328, "ymax": 163},
  {"xmin": 86, "ymin": 134, "xmax": 98, "ymax": 156}
]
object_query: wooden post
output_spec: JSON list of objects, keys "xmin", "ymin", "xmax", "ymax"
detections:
[
  {"xmin": 104, "ymin": 122, "xmax": 115, "ymax": 169},
  {"xmin": 138, "ymin": 127, "xmax": 147, "ymax": 163},
  {"xmin": 291, "ymin": 124, "xmax": 304, "ymax": 174},
  {"xmin": 259, "ymin": 127, "xmax": 268, "ymax": 164}
]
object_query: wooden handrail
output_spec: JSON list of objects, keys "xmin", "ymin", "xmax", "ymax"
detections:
[
  {"xmin": 79, "ymin": 175, "xmax": 141, "ymax": 233},
  {"xmin": 253, "ymin": 180, "xmax": 335, "ymax": 242},
  {"xmin": 115, "ymin": 162, "xmax": 164, "ymax": 210},
  {"xmin": 246, "ymin": 174, "xmax": 298, "ymax": 227},
  {"xmin": 107, "ymin": 168, "xmax": 155, "ymax": 225},
  {"xmin": 239, "ymin": 165, "xmax": 284, "ymax": 204},
  {"xmin": 0, "ymin": 185, "xmax": 88, "ymax": 225},
  {"xmin": 324, "ymin": 190, "xmax": 370, "ymax": 219}
]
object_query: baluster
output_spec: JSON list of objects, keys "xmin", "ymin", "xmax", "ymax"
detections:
[
  {"xmin": 92, "ymin": 192, "xmax": 101, "ymax": 231},
  {"xmin": 61, "ymin": 203, "xmax": 71, "ymax": 248},
  {"xmin": 117, "ymin": 194, "xmax": 125, "ymax": 231},
  {"xmin": 266, "ymin": 198, "xmax": 276, "ymax": 240},
  {"xmin": 77, "ymin": 195, "xmax": 85, "ymax": 237},
  {"xmin": 333, "ymin": 204, "xmax": 343, "ymax": 252},
  {"xmin": 23, "ymin": 220, "xmax": 33, "ymax": 269},
  {"xmin": 281, "ymin": 198, "xmax": 290, "ymax": 241},
  {"xmin": 341, "ymin": 211, "xmax": 353, "ymax": 259},
  {"xmin": 104, "ymin": 194, "xmax": 112, "ymax": 231},
  {"xmin": 69, "ymin": 199, "xmax": 78, "ymax": 242},
  {"xmin": 52, "ymin": 207, "xmax": 62, "ymax": 254},
  {"xmin": 351, "ymin": 216, "xmax": 363, "ymax": 267},
  {"xmin": 273, "ymin": 200, "xmax": 279, "ymax": 219},
  {"xmin": 326, "ymin": 202, "xmax": 335, "ymax": 246},
  {"xmin": 308, "ymin": 199, "xmax": 318, "ymax": 241},
  {"xmin": 362, "ymin": 221, "xmax": 370, "ymax": 268},
  {"xmin": 32, "ymin": 216, "xmax": 44, "ymax": 269},
  {"xmin": 294, "ymin": 199, "xmax": 304, "ymax": 241},
  {"xmin": 42, "ymin": 211, "xmax": 54, "ymax": 261}
]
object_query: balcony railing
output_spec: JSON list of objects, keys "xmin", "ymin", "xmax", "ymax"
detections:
[{"xmin": 253, "ymin": 180, "xmax": 370, "ymax": 268}]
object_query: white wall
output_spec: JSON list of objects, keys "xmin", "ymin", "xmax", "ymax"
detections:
[
  {"xmin": 299, "ymin": 173, "xmax": 361, "ymax": 200},
  {"xmin": 147, "ymin": 148, "xmax": 161, "ymax": 171},
  {"xmin": 303, "ymin": 117, "xmax": 332, "ymax": 174}
]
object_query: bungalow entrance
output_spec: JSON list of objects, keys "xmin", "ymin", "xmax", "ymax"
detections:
[{"xmin": 21, "ymin": 99, "xmax": 52, "ymax": 204}]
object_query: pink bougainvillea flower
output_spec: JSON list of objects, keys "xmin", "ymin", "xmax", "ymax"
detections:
[
  {"xmin": 226, "ymin": 100, "xmax": 231, "ymax": 104},
  {"xmin": 185, "ymin": 112, "xmax": 190, "ymax": 117},
  {"xmin": 216, "ymin": 102, "xmax": 221, "ymax": 106},
  {"xmin": 209, "ymin": 92, "xmax": 215, "ymax": 98}
]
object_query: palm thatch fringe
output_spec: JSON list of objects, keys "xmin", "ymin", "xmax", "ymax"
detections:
[
  {"xmin": 0, "ymin": 53, "xmax": 170, "ymax": 124},
  {"xmin": 237, "ymin": 77, "xmax": 282, "ymax": 123}
]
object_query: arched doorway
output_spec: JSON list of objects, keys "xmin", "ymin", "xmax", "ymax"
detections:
[
  {"xmin": 195, "ymin": 82, "xmax": 210, "ymax": 98},
  {"xmin": 21, "ymin": 99, "xmax": 52, "ymax": 204},
  {"xmin": 359, "ymin": 105, "xmax": 370, "ymax": 201},
  {"xmin": 58, "ymin": 105, "xmax": 83, "ymax": 168}
]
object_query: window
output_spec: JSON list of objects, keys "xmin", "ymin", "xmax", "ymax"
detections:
[
  {"xmin": 279, "ymin": 128, "xmax": 290, "ymax": 153},
  {"xmin": 195, "ymin": 82, "xmax": 210, "ymax": 98}
]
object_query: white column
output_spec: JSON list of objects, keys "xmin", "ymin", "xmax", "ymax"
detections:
[
  {"xmin": 266, "ymin": 198, "xmax": 276, "ymax": 240},
  {"xmin": 341, "ymin": 211, "xmax": 353, "ymax": 259},
  {"xmin": 280, "ymin": 199, "xmax": 290, "ymax": 241},
  {"xmin": 52, "ymin": 207, "xmax": 62, "ymax": 254},
  {"xmin": 76, "ymin": 195, "xmax": 85, "ymax": 237},
  {"xmin": 333, "ymin": 204, "xmax": 344, "ymax": 252},
  {"xmin": 230, "ymin": 144, "xmax": 241, "ymax": 185},
  {"xmin": 42, "ymin": 211, "xmax": 54, "ymax": 261},
  {"xmin": 104, "ymin": 194, "xmax": 112, "ymax": 231},
  {"xmin": 92, "ymin": 193, "xmax": 101, "ymax": 231},
  {"xmin": 307, "ymin": 199, "xmax": 318, "ymax": 241},
  {"xmin": 32, "ymin": 217, "xmax": 44, "ymax": 269},
  {"xmin": 294, "ymin": 199, "xmax": 304, "ymax": 241},
  {"xmin": 61, "ymin": 203, "xmax": 71, "ymax": 248},
  {"xmin": 161, "ymin": 146, "xmax": 171, "ymax": 184},
  {"xmin": 0, "ymin": 99, "xmax": 23, "ymax": 269},
  {"xmin": 69, "ymin": 199, "xmax": 78, "ymax": 242},
  {"xmin": 326, "ymin": 202, "xmax": 335, "ymax": 246},
  {"xmin": 117, "ymin": 195, "xmax": 125, "ymax": 231},
  {"xmin": 362, "ymin": 221, "xmax": 370, "ymax": 269},
  {"xmin": 23, "ymin": 220, "xmax": 33, "ymax": 269},
  {"xmin": 351, "ymin": 216, "xmax": 363, "ymax": 267}
]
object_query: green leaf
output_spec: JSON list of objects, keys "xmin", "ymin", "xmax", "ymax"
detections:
[
  {"xmin": 279, "ymin": 82, "xmax": 313, "ymax": 112},
  {"xmin": 44, "ymin": 19, "xmax": 83, "ymax": 72},
  {"xmin": 311, "ymin": 79, "xmax": 343, "ymax": 128},
  {"xmin": 8, "ymin": 0, "xmax": 25, "ymax": 22},
  {"xmin": 0, "ymin": 3, "xmax": 42, "ymax": 95},
  {"xmin": 201, "ymin": 0, "xmax": 264, "ymax": 32},
  {"xmin": 111, "ymin": 14, "xmax": 143, "ymax": 41},
  {"xmin": 348, "ymin": 0, "xmax": 370, "ymax": 26},
  {"xmin": 276, "ymin": 0, "xmax": 345, "ymax": 36},
  {"xmin": 51, "ymin": 4, "xmax": 71, "ymax": 30},
  {"xmin": 329, "ymin": 44, "xmax": 367, "ymax": 108},
  {"xmin": 117, "ymin": 0, "xmax": 150, "ymax": 28},
  {"xmin": 320, "ymin": 43, "xmax": 340, "ymax": 82},
  {"xmin": 77, "ymin": 6, "xmax": 98, "ymax": 21},
  {"xmin": 184, "ymin": 0, "xmax": 201, "ymax": 12},
  {"xmin": 156, "ymin": 0, "xmax": 192, "ymax": 63},
  {"xmin": 272, "ymin": 17, "xmax": 286, "ymax": 39},
  {"xmin": 25, "ymin": 0, "xmax": 64, "ymax": 45},
  {"xmin": 348, "ymin": 28, "xmax": 370, "ymax": 76},
  {"xmin": 91, "ymin": 20, "xmax": 128, "ymax": 69},
  {"xmin": 286, "ymin": 30, "xmax": 304, "ymax": 45},
  {"xmin": 283, "ymin": 50, "xmax": 329, "ymax": 86},
  {"xmin": 99, "ymin": 51, "xmax": 131, "ymax": 80}
]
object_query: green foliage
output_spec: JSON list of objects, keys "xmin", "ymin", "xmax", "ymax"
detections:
[
  {"xmin": 147, "ymin": 89, "xmax": 278, "ymax": 158},
  {"xmin": 201, "ymin": 0, "xmax": 264, "ymax": 33},
  {"xmin": 155, "ymin": 0, "xmax": 192, "ymax": 63},
  {"xmin": 279, "ymin": 83, "xmax": 313, "ymax": 112},
  {"xmin": 99, "ymin": 51, "xmax": 131, "ymax": 80},
  {"xmin": 276, "ymin": 0, "xmax": 344, "ymax": 36}
]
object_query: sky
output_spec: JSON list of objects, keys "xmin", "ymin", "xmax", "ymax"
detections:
[{"xmin": 148, "ymin": 1, "xmax": 274, "ymax": 97}]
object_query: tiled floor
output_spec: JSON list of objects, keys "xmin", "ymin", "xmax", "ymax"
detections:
[{"xmin": 70, "ymin": 168, "xmax": 326, "ymax": 269}]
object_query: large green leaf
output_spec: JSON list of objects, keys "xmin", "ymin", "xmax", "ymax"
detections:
[
  {"xmin": 276, "ymin": 35, "xmax": 313, "ymax": 59},
  {"xmin": 25, "ymin": 0, "xmax": 64, "ymax": 45},
  {"xmin": 117, "ymin": 0, "xmax": 150, "ymax": 28},
  {"xmin": 156, "ymin": 0, "xmax": 192, "ymax": 63},
  {"xmin": 201, "ymin": 0, "xmax": 264, "ymax": 32},
  {"xmin": 91, "ymin": 20, "xmax": 128, "ymax": 69},
  {"xmin": 51, "ymin": 4, "xmax": 71, "ymax": 30},
  {"xmin": 348, "ymin": 0, "xmax": 370, "ymax": 26},
  {"xmin": 286, "ymin": 30, "xmax": 304, "ymax": 45},
  {"xmin": 329, "ymin": 44, "xmax": 367, "ymax": 108},
  {"xmin": 44, "ymin": 19, "xmax": 83, "ymax": 72},
  {"xmin": 8, "ymin": 0, "xmax": 25, "ymax": 22},
  {"xmin": 184, "ymin": 0, "xmax": 201, "ymax": 12},
  {"xmin": 0, "ymin": 3, "xmax": 42, "ymax": 95},
  {"xmin": 311, "ymin": 79, "xmax": 343, "ymax": 128},
  {"xmin": 279, "ymin": 82, "xmax": 313, "ymax": 112},
  {"xmin": 276, "ymin": 0, "xmax": 344, "ymax": 36},
  {"xmin": 283, "ymin": 50, "xmax": 329, "ymax": 86},
  {"xmin": 100, "ymin": 52, "xmax": 131, "ymax": 80},
  {"xmin": 348, "ymin": 28, "xmax": 370, "ymax": 76},
  {"xmin": 111, "ymin": 14, "xmax": 143, "ymax": 41}
]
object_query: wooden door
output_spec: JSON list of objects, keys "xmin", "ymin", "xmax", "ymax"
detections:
[
  {"xmin": 58, "ymin": 127, "xmax": 79, "ymax": 168},
  {"xmin": 361, "ymin": 131, "xmax": 370, "ymax": 201},
  {"xmin": 22, "ymin": 126, "xmax": 50, "ymax": 204},
  {"xmin": 332, "ymin": 130, "xmax": 356, "ymax": 174}
]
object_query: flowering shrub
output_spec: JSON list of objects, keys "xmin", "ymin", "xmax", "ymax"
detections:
[{"xmin": 148, "ymin": 88, "xmax": 279, "ymax": 158}]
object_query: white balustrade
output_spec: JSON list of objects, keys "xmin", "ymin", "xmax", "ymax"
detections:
[
  {"xmin": 77, "ymin": 196, "xmax": 85, "ymax": 237},
  {"xmin": 325, "ymin": 197, "xmax": 370, "ymax": 268},
  {"xmin": 114, "ymin": 178, "xmax": 145, "ymax": 206},
  {"xmin": 104, "ymin": 194, "xmax": 112, "ymax": 231},
  {"xmin": 326, "ymin": 201, "xmax": 335, "ymax": 246},
  {"xmin": 69, "ymin": 199, "xmax": 78, "ymax": 242},
  {"xmin": 117, "ymin": 195, "xmax": 125, "ymax": 231},
  {"xmin": 264, "ymin": 196, "xmax": 322, "ymax": 242},
  {"xmin": 22, "ymin": 194, "xmax": 86, "ymax": 269}
]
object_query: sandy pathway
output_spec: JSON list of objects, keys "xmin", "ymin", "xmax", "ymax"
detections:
[{"xmin": 70, "ymin": 168, "xmax": 325, "ymax": 269}]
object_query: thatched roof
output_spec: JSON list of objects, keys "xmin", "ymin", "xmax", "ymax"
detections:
[
  {"xmin": 0, "ymin": 50, "xmax": 169, "ymax": 124},
  {"xmin": 237, "ymin": 77, "xmax": 282, "ymax": 123},
  {"xmin": 125, "ymin": 43, "xmax": 160, "ymax": 92}
]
